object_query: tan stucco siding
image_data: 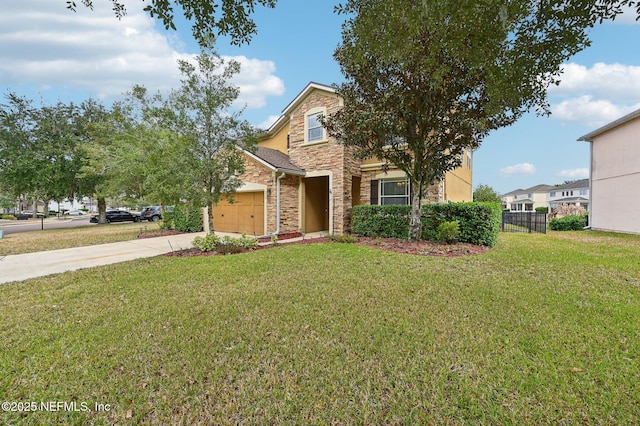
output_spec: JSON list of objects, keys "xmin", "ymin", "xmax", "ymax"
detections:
[
  {"xmin": 590, "ymin": 117, "xmax": 640, "ymax": 234},
  {"xmin": 259, "ymin": 121, "xmax": 290, "ymax": 154}
]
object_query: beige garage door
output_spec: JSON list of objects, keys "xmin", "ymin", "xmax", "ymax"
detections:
[{"xmin": 213, "ymin": 192, "xmax": 264, "ymax": 236}]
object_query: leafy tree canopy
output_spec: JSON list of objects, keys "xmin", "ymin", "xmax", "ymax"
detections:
[
  {"xmin": 66, "ymin": 0, "xmax": 277, "ymax": 46},
  {"xmin": 473, "ymin": 184, "xmax": 503, "ymax": 204},
  {"xmin": 324, "ymin": 0, "xmax": 637, "ymax": 240}
]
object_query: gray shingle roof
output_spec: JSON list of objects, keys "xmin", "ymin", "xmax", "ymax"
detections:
[{"xmin": 253, "ymin": 146, "xmax": 305, "ymax": 174}]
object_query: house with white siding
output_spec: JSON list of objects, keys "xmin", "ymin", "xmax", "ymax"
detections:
[{"xmin": 548, "ymin": 179, "xmax": 589, "ymax": 211}]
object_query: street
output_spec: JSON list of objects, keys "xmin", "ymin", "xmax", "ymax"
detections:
[{"xmin": 0, "ymin": 217, "xmax": 93, "ymax": 235}]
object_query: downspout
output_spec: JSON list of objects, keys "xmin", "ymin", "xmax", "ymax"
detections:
[{"xmin": 275, "ymin": 172, "xmax": 286, "ymax": 235}]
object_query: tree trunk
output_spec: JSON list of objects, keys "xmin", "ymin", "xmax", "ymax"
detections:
[
  {"xmin": 97, "ymin": 196, "xmax": 107, "ymax": 224},
  {"xmin": 408, "ymin": 179, "xmax": 423, "ymax": 242},
  {"xmin": 208, "ymin": 201, "xmax": 215, "ymax": 234}
]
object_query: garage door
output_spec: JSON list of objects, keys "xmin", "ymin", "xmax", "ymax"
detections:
[{"xmin": 213, "ymin": 191, "xmax": 264, "ymax": 236}]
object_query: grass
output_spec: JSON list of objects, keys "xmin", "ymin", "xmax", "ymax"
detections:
[
  {"xmin": 1, "ymin": 231, "xmax": 639, "ymax": 424},
  {"xmin": 0, "ymin": 222, "xmax": 161, "ymax": 256}
]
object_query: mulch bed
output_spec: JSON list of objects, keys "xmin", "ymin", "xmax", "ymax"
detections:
[
  {"xmin": 138, "ymin": 229, "xmax": 184, "ymax": 239},
  {"xmin": 164, "ymin": 235, "xmax": 487, "ymax": 258}
]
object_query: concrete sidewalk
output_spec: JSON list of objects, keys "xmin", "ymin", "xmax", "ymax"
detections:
[{"xmin": 0, "ymin": 232, "xmax": 206, "ymax": 285}]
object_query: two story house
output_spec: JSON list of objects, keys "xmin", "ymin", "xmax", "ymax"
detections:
[
  {"xmin": 212, "ymin": 82, "xmax": 473, "ymax": 236},
  {"xmin": 502, "ymin": 184, "xmax": 554, "ymax": 212},
  {"xmin": 578, "ymin": 108, "xmax": 640, "ymax": 234},
  {"xmin": 547, "ymin": 179, "xmax": 589, "ymax": 211}
]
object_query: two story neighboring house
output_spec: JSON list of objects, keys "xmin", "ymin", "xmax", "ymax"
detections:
[
  {"xmin": 212, "ymin": 82, "xmax": 473, "ymax": 236},
  {"xmin": 502, "ymin": 184, "xmax": 554, "ymax": 211},
  {"xmin": 578, "ymin": 108, "xmax": 640, "ymax": 234},
  {"xmin": 548, "ymin": 179, "xmax": 589, "ymax": 211}
]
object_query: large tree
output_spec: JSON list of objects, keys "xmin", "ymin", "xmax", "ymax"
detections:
[
  {"xmin": 135, "ymin": 50, "xmax": 258, "ymax": 232},
  {"xmin": 324, "ymin": 0, "xmax": 637, "ymax": 241},
  {"xmin": 66, "ymin": 0, "xmax": 277, "ymax": 46}
]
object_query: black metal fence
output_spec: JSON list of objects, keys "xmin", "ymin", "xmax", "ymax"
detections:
[{"xmin": 501, "ymin": 212, "xmax": 547, "ymax": 234}]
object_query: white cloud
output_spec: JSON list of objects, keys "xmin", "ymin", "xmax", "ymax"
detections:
[
  {"xmin": 556, "ymin": 168, "xmax": 589, "ymax": 179},
  {"xmin": 257, "ymin": 115, "xmax": 281, "ymax": 130},
  {"xmin": 500, "ymin": 163, "xmax": 537, "ymax": 177},
  {"xmin": 550, "ymin": 63, "xmax": 640, "ymax": 101},
  {"xmin": 551, "ymin": 96, "xmax": 640, "ymax": 127},
  {"xmin": 0, "ymin": 1, "xmax": 284, "ymax": 110}
]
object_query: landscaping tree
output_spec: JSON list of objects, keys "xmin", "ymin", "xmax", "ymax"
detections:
[
  {"xmin": 323, "ymin": 0, "xmax": 637, "ymax": 241},
  {"xmin": 141, "ymin": 50, "xmax": 258, "ymax": 233},
  {"xmin": 66, "ymin": 0, "xmax": 277, "ymax": 46},
  {"xmin": 473, "ymin": 184, "xmax": 502, "ymax": 205},
  {"xmin": 0, "ymin": 94, "xmax": 103, "ymax": 218}
]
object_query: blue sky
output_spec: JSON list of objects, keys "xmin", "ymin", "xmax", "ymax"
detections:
[{"xmin": 1, "ymin": 1, "xmax": 639, "ymax": 195}]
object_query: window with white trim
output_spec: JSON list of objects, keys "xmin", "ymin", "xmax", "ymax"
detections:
[
  {"xmin": 304, "ymin": 107, "xmax": 327, "ymax": 144},
  {"xmin": 380, "ymin": 178, "xmax": 410, "ymax": 205}
]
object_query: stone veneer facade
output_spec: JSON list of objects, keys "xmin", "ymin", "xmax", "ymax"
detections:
[{"xmin": 228, "ymin": 84, "xmax": 460, "ymax": 236}]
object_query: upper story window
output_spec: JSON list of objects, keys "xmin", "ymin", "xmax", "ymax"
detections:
[
  {"xmin": 579, "ymin": 189, "xmax": 587, "ymax": 196},
  {"xmin": 550, "ymin": 191, "xmax": 556, "ymax": 197},
  {"xmin": 466, "ymin": 150, "xmax": 472, "ymax": 168},
  {"xmin": 304, "ymin": 107, "xmax": 327, "ymax": 145},
  {"xmin": 528, "ymin": 193, "xmax": 532, "ymax": 199}
]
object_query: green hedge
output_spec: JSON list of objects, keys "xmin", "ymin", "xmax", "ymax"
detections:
[
  {"xmin": 422, "ymin": 202, "xmax": 502, "ymax": 247},
  {"xmin": 351, "ymin": 205, "xmax": 411, "ymax": 239},
  {"xmin": 351, "ymin": 202, "xmax": 501, "ymax": 246},
  {"xmin": 549, "ymin": 214, "xmax": 587, "ymax": 231},
  {"xmin": 173, "ymin": 205, "xmax": 203, "ymax": 233}
]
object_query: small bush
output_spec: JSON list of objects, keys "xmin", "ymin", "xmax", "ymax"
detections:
[
  {"xmin": 423, "ymin": 202, "xmax": 502, "ymax": 247},
  {"xmin": 535, "ymin": 207, "xmax": 549, "ymax": 213},
  {"xmin": 436, "ymin": 221, "xmax": 460, "ymax": 243},
  {"xmin": 549, "ymin": 215, "xmax": 587, "ymax": 231},
  {"xmin": 192, "ymin": 233, "xmax": 258, "ymax": 253},
  {"xmin": 1, "ymin": 214, "xmax": 16, "ymax": 220},
  {"xmin": 159, "ymin": 211, "xmax": 174, "ymax": 230},
  {"xmin": 327, "ymin": 234, "xmax": 357, "ymax": 244},
  {"xmin": 193, "ymin": 234, "xmax": 220, "ymax": 252},
  {"xmin": 173, "ymin": 205, "xmax": 203, "ymax": 233}
]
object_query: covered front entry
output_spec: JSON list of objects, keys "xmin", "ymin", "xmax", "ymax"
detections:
[
  {"xmin": 304, "ymin": 176, "xmax": 329, "ymax": 233},
  {"xmin": 213, "ymin": 191, "xmax": 264, "ymax": 236}
]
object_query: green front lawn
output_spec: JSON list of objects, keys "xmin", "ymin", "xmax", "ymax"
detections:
[{"xmin": 1, "ymin": 231, "xmax": 639, "ymax": 424}]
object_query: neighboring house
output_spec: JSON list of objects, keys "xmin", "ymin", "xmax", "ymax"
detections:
[
  {"xmin": 578, "ymin": 108, "xmax": 640, "ymax": 234},
  {"xmin": 49, "ymin": 197, "xmax": 98, "ymax": 213},
  {"xmin": 502, "ymin": 184, "xmax": 554, "ymax": 211},
  {"xmin": 548, "ymin": 179, "xmax": 589, "ymax": 211},
  {"xmin": 212, "ymin": 82, "xmax": 473, "ymax": 236}
]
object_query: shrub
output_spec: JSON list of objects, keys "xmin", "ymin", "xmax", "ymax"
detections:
[
  {"xmin": 422, "ymin": 202, "xmax": 501, "ymax": 247},
  {"xmin": 327, "ymin": 234, "xmax": 357, "ymax": 244},
  {"xmin": 351, "ymin": 205, "xmax": 411, "ymax": 239},
  {"xmin": 1, "ymin": 214, "xmax": 16, "ymax": 220},
  {"xmin": 351, "ymin": 202, "xmax": 501, "ymax": 246},
  {"xmin": 193, "ymin": 234, "xmax": 220, "ymax": 252},
  {"xmin": 192, "ymin": 233, "xmax": 258, "ymax": 253},
  {"xmin": 549, "ymin": 214, "xmax": 587, "ymax": 231},
  {"xmin": 436, "ymin": 221, "xmax": 460, "ymax": 244},
  {"xmin": 173, "ymin": 205, "xmax": 203, "ymax": 233},
  {"xmin": 535, "ymin": 207, "xmax": 549, "ymax": 213},
  {"xmin": 159, "ymin": 211, "xmax": 174, "ymax": 230}
]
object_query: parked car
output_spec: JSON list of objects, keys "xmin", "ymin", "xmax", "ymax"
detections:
[
  {"xmin": 90, "ymin": 210, "xmax": 141, "ymax": 223},
  {"xmin": 20, "ymin": 210, "xmax": 46, "ymax": 218},
  {"xmin": 65, "ymin": 209, "xmax": 86, "ymax": 216},
  {"xmin": 141, "ymin": 206, "xmax": 162, "ymax": 222}
]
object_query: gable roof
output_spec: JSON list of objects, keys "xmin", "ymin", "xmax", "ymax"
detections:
[
  {"xmin": 245, "ymin": 146, "xmax": 305, "ymax": 175},
  {"xmin": 553, "ymin": 179, "xmax": 589, "ymax": 190},
  {"xmin": 260, "ymin": 82, "xmax": 336, "ymax": 138},
  {"xmin": 578, "ymin": 107, "xmax": 640, "ymax": 142}
]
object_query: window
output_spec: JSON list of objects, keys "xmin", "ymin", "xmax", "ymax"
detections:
[
  {"xmin": 466, "ymin": 150, "xmax": 472, "ymax": 168},
  {"xmin": 525, "ymin": 204, "xmax": 533, "ymax": 211},
  {"xmin": 550, "ymin": 191, "xmax": 556, "ymax": 197},
  {"xmin": 579, "ymin": 189, "xmax": 587, "ymax": 196},
  {"xmin": 380, "ymin": 179, "xmax": 410, "ymax": 205},
  {"xmin": 307, "ymin": 112, "xmax": 324, "ymax": 143},
  {"xmin": 528, "ymin": 193, "xmax": 532, "ymax": 199}
]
